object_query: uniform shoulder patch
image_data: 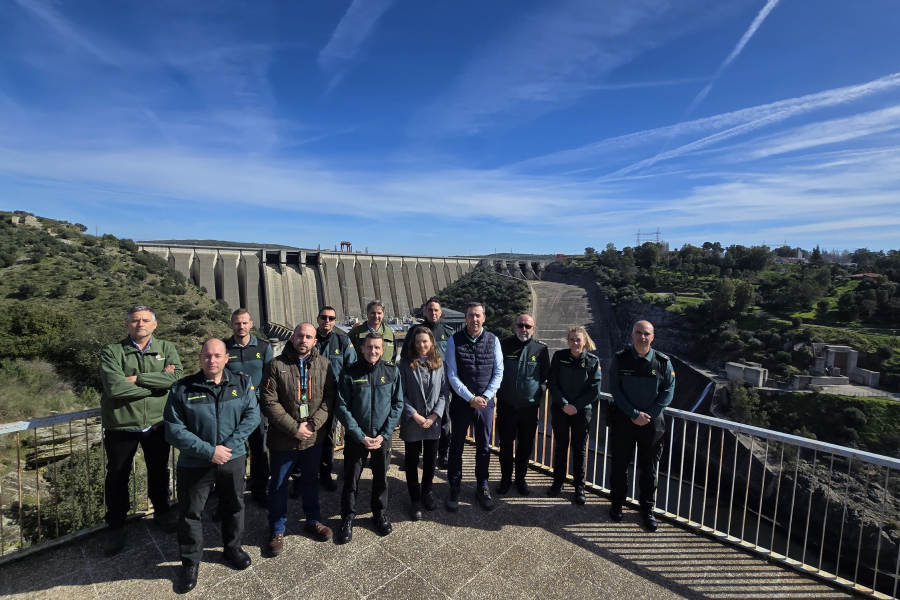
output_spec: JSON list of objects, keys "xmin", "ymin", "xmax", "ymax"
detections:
[
  {"xmin": 615, "ymin": 349, "xmax": 627, "ymax": 356},
  {"xmin": 656, "ymin": 351, "xmax": 669, "ymax": 360}
]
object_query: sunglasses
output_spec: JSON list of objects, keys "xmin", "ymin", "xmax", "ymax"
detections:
[
  {"xmin": 318, "ymin": 315, "xmax": 337, "ymax": 322},
  {"xmin": 516, "ymin": 323, "xmax": 534, "ymax": 330}
]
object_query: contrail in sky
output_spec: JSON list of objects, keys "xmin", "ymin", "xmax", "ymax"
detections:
[{"xmin": 688, "ymin": 0, "xmax": 781, "ymax": 113}]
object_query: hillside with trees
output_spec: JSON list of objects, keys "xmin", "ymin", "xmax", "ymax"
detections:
[
  {"xmin": 0, "ymin": 211, "xmax": 232, "ymax": 424},
  {"xmin": 434, "ymin": 267, "xmax": 531, "ymax": 339}
]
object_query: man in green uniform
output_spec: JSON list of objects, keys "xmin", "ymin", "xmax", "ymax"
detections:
[
  {"xmin": 99, "ymin": 305, "xmax": 183, "ymax": 557},
  {"xmin": 223, "ymin": 308, "xmax": 273, "ymax": 506},
  {"xmin": 495, "ymin": 314, "xmax": 549, "ymax": 496},
  {"xmin": 335, "ymin": 333, "xmax": 404, "ymax": 544},
  {"xmin": 312, "ymin": 305, "xmax": 355, "ymax": 492},
  {"xmin": 609, "ymin": 320, "xmax": 675, "ymax": 531},
  {"xmin": 347, "ymin": 300, "xmax": 396, "ymax": 361},
  {"xmin": 165, "ymin": 339, "xmax": 259, "ymax": 592}
]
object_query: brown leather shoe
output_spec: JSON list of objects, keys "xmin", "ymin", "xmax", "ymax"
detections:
[
  {"xmin": 267, "ymin": 533, "xmax": 284, "ymax": 557},
  {"xmin": 304, "ymin": 521, "xmax": 333, "ymax": 542}
]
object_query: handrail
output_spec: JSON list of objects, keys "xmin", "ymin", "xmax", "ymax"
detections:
[{"xmin": 0, "ymin": 408, "xmax": 101, "ymax": 435}]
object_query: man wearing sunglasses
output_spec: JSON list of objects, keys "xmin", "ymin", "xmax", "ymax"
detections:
[
  {"xmin": 495, "ymin": 315, "xmax": 549, "ymax": 497},
  {"xmin": 308, "ymin": 306, "xmax": 356, "ymax": 492}
]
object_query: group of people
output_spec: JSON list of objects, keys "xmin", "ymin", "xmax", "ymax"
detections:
[{"xmin": 98, "ymin": 299, "xmax": 674, "ymax": 593}]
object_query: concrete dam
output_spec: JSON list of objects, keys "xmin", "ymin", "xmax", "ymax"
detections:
[{"xmin": 137, "ymin": 243, "xmax": 547, "ymax": 327}]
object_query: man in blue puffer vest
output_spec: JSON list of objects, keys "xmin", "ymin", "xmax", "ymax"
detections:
[
  {"xmin": 165, "ymin": 339, "xmax": 260, "ymax": 592},
  {"xmin": 445, "ymin": 301, "xmax": 504, "ymax": 512}
]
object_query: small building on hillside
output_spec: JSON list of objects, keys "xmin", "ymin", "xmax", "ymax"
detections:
[{"xmin": 725, "ymin": 362, "xmax": 768, "ymax": 387}]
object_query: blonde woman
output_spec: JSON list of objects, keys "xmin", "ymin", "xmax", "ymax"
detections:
[
  {"xmin": 547, "ymin": 326, "xmax": 602, "ymax": 505},
  {"xmin": 398, "ymin": 328, "xmax": 449, "ymax": 520}
]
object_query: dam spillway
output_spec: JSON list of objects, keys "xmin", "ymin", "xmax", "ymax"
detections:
[{"xmin": 137, "ymin": 243, "xmax": 547, "ymax": 327}]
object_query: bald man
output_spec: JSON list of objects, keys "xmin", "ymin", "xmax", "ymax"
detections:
[
  {"xmin": 495, "ymin": 314, "xmax": 549, "ymax": 496},
  {"xmin": 608, "ymin": 320, "xmax": 675, "ymax": 532},
  {"xmin": 259, "ymin": 323, "xmax": 337, "ymax": 555},
  {"xmin": 165, "ymin": 339, "xmax": 260, "ymax": 592}
]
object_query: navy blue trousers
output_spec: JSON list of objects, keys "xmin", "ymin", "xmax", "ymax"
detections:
[{"xmin": 448, "ymin": 396, "xmax": 494, "ymax": 488}]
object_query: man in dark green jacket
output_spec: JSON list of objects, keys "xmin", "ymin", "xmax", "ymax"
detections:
[
  {"xmin": 495, "ymin": 314, "xmax": 549, "ymax": 497},
  {"xmin": 400, "ymin": 298, "xmax": 455, "ymax": 468},
  {"xmin": 347, "ymin": 300, "xmax": 396, "ymax": 361},
  {"xmin": 222, "ymin": 308, "xmax": 273, "ymax": 506},
  {"xmin": 99, "ymin": 305, "xmax": 183, "ymax": 557},
  {"xmin": 165, "ymin": 339, "xmax": 260, "ymax": 592},
  {"xmin": 313, "ymin": 305, "xmax": 356, "ymax": 492},
  {"xmin": 335, "ymin": 333, "xmax": 403, "ymax": 544},
  {"xmin": 609, "ymin": 320, "xmax": 675, "ymax": 531}
]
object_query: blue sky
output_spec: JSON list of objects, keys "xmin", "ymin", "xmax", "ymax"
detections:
[{"xmin": 1, "ymin": 0, "xmax": 899, "ymax": 255}]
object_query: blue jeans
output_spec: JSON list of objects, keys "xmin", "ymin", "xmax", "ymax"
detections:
[{"xmin": 268, "ymin": 445, "xmax": 323, "ymax": 535}]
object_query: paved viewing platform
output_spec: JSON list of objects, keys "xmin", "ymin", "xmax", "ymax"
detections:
[{"xmin": 0, "ymin": 443, "xmax": 853, "ymax": 600}]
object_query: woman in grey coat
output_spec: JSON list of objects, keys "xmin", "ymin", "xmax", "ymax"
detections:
[{"xmin": 398, "ymin": 327, "xmax": 448, "ymax": 520}]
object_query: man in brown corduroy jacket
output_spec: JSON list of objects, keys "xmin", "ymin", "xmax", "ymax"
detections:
[{"xmin": 260, "ymin": 322, "xmax": 337, "ymax": 555}]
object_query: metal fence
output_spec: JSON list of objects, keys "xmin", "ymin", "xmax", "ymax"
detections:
[
  {"xmin": 473, "ymin": 391, "xmax": 900, "ymax": 600},
  {"xmin": 0, "ymin": 408, "xmax": 174, "ymax": 565},
  {"xmin": 4, "ymin": 397, "xmax": 900, "ymax": 598}
]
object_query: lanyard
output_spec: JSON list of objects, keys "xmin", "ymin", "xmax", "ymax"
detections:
[{"xmin": 298, "ymin": 359, "xmax": 309, "ymax": 403}]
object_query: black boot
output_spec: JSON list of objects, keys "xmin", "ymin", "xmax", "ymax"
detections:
[
  {"xmin": 573, "ymin": 486, "xmax": 586, "ymax": 505},
  {"xmin": 496, "ymin": 478, "xmax": 512, "ymax": 495},
  {"xmin": 336, "ymin": 516, "xmax": 354, "ymax": 544},
  {"xmin": 642, "ymin": 510, "xmax": 659, "ymax": 532},
  {"xmin": 178, "ymin": 564, "xmax": 199, "ymax": 593}
]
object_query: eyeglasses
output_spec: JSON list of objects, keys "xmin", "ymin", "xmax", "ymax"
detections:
[
  {"xmin": 516, "ymin": 323, "xmax": 534, "ymax": 330},
  {"xmin": 318, "ymin": 315, "xmax": 337, "ymax": 322}
]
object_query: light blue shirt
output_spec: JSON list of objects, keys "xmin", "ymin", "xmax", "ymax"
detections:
[{"xmin": 445, "ymin": 329, "xmax": 504, "ymax": 402}]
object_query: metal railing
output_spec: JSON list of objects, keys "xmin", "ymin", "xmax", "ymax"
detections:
[
  {"xmin": 0, "ymin": 408, "xmax": 176, "ymax": 565},
  {"xmin": 4, "ymin": 396, "xmax": 900, "ymax": 599},
  {"xmin": 473, "ymin": 391, "xmax": 900, "ymax": 599}
]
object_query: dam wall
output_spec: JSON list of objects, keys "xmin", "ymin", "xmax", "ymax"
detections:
[{"xmin": 138, "ymin": 243, "xmax": 544, "ymax": 329}]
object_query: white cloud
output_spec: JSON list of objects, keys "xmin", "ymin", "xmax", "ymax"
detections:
[
  {"xmin": 513, "ymin": 70, "xmax": 900, "ymax": 173},
  {"xmin": 12, "ymin": 0, "xmax": 118, "ymax": 65},
  {"xmin": 688, "ymin": 0, "xmax": 780, "ymax": 112},
  {"xmin": 318, "ymin": 0, "xmax": 395, "ymax": 73},
  {"xmin": 414, "ymin": 0, "xmax": 742, "ymax": 136}
]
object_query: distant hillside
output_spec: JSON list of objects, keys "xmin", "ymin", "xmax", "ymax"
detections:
[{"xmin": 0, "ymin": 211, "xmax": 232, "ymax": 420}]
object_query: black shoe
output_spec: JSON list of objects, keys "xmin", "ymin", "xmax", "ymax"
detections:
[
  {"xmin": 642, "ymin": 510, "xmax": 659, "ymax": 532},
  {"xmin": 410, "ymin": 501, "xmax": 423, "ymax": 521},
  {"xmin": 610, "ymin": 504, "xmax": 623, "ymax": 522},
  {"xmin": 153, "ymin": 510, "xmax": 178, "ymax": 534},
  {"xmin": 251, "ymin": 490, "xmax": 268, "ymax": 508},
  {"xmin": 573, "ymin": 487, "xmax": 586, "ymax": 505},
  {"xmin": 422, "ymin": 491, "xmax": 436, "ymax": 511},
  {"xmin": 476, "ymin": 485, "xmax": 494, "ymax": 511},
  {"xmin": 224, "ymin": 547, "xmax": 252, "ymax": 570},
  {"xmin": 336, "ymin": 516, "xmax": 353, "ymax": 544},
  {"xmin": 319, "ymin": 475, "xmax": 337, "ymax": 492},
  {"xmin": 546, "ymin": 482, "xmax": 563, "ymax": 497},
  {"xmin": 445, "ymin": 485, "xmax": 460, "ymax": 512},
  {"xmin": 374, "ymin": 514, "xmax": 393, "ymax": 536},
  {"xmin": 515, "ymin": 480, "xmax": 531, "ymax": 496},
  {"xmin": 103, "ymin": 527, "xmax": 127, "ymax": 557},
  {"xmin": 436, "ymin": 454, "xmax": 449, "ymax": 470},
  {"xmin": 178, "ymin": 564, "xmax": 199, "ymax": 593},
  {"xmin": 398, "ymin": 461, "xmax": 406, "ymax": 472},
  {"xmin": 496, "ymin": 478, "xmax": 512, "ymax": 495},
  {"xmin": 289, "ymin": 478, "xmax": 302, "ymax": 500}
]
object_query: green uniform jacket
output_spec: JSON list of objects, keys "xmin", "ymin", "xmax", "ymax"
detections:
[
  {"xmin": 164, "ymin": 369, "xmax": 260, "ymax": 468},
  {"xmin": 337, "ymin": 359, "xmax": 404, "ymax": 444},
  {"xmin": 99, "ymin": 336, "xmax": 184, "ymax": 431},
  {"xmin": 316, "ymin": 329, "xmax": 356, "ymax": 381},
  {"xmin": 497, "ymin": 337, "xmax": 550, "ymax": 409},
  {"xmin": 548, "ymin": 349, "xmax": 602, "ymax": 410},
  {"xmin": 609, "ymin": 347, "xmax": 675, "ymax": 420},
  {"xmin": 400, "ymin": 320, "xmax": 454, "ymax": 359},
  {"xmin": 223, "ymin": 335, "xmax": 273, "ymax": 392},
  {"xmin": 348, "ymin": 322, "xmax": 396, "ymax": 361}
]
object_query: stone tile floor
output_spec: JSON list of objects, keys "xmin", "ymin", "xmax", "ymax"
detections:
[{"xmin": 0, "ymin": 443, "xmax": 856, "ymax": 599}]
